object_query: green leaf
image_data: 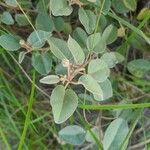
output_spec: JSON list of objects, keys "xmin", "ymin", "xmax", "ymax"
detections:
[
  {"xmin": 0, "ymin": 11, "xmax": 14, "ymax": 25},
  {"xmin": 88, "ymin": 59, "xmax": 110, "ymax": 83},
  {"xmin": 40, "ymin": 75, "xmax": 60, "ymax": 84},
  {"xmin": 27, "ymin": 30, "xmax": 51, "ymax": 49},
  {"xmin": 53, "ymin": 17, "xmax": 65, "ymax": 32},
  {"xmin": 5, "ymin": 0, "xmax": 17, "ymax": 7},
  {"xmin": 32, "ymin": 51, "xmax": 52, "ymax": 75},
  {"xmin": 35, "ymin": 13, "xmax": 54, "ymax": 32},
  {"xmin": 98, "ymin": 14, "xmax": 108, "ymax": 31},
  {"xmin": 73, "ymin": 27, "xmax": 88, "ymax": 48},
  {"xmin": 78, "ymin": 8, "xmax": 96, "ymax": 34},
  {"xmin": 15, "ymin": 14, "xmax": 29, "ymax": 26},
  {"xmin": 0, "ymin": 34, "xmax": 21, "ymax": 51},
  {"xmin": 127, "ymin": 59, "xmax": 150, "ymax": 78},
  {"xmin": 48, "ymin": 37, "xmax": 72, "ymax": 60},
  {"xmin": 50, "ymin": 0, "xmax": 73, "ymax": 16},
  {"xmin": 36, "ymin": 0, "xmax": 49, "ymax": 13},
  {"xmin": 93, "ymin": 79, "xmax": 112, "ymax": 101},
  {"xmin": 55, "ymin": 63, "xmax": 67, "ymax": 75},
  {"xmin": 103, "ymin": 118, "xmax": 129, "ymax": 150},
  {"xmin": 112, "ymin": 0, "xmax": 130, "ymax": 14},
  {"xmin": 67, "ymin": 35, "xmax": 85, "ymax": 65},
  {"xmin": 18, "ymin": 51, "xmax": 26, "ymax": 64},
  {"xmin": 50, "ymin": 85, "xmax": 78, "ymax": 124},
  {"xmin": 102, "ymin": 24, "xmax": 118, "ymax": 44},
  {"xmin": 79, "ymin": 74, "xmax": 103, "ymax": 98},
  {"xmin": 101, "ymin": 52, "xmax": 118, "ymax": 68},
  {"xmin": 96, "ymin": 0, "xmax": 111, "ymax": 14},
  {"xmin": 123, "ymin": 0, "xmax": 137, "ymax": 11},
  {"xmin": 86, "ymin": 33, "xmax": 106, "ymax": 53},
  {"xmin": 59, "ymin": 125, "xmax": 86, "ymax": 145}
]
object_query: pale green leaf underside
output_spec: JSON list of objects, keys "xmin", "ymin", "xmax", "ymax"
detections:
[
  {"xmin": 50, "ymin": 0, "xmax": 73, "ymax": 16},
  {"xmin": 79, "ymin": 74, "xmax": 103, "ymax": 98},
  {"xmin": 59, "ymin": 125, "xmax": 86, "ymax": 145},
  {"xmin": 50, "ymin": 85, "xmax": 78, "ymax": 124},
  {"xmin": 88, "ymin": 59, "xmax": 110, "ymax": 83},
  {"xmin": 93, "ymin": 79, "xmax": 113, "ymax": 101},
  {"xmin": 40, "ymin": 75, "xmax": 60, "ymax": 84},
  {"xmin": 103, "ymin": 118, "xmax": 129, "ymax": 150},
  {"xmin": 0, "ymin": 34, "xmax": 21, "ymax": 51},
  {"xmin": 68, "ymin": 35, "xmax": 85, "ymax": 65}
]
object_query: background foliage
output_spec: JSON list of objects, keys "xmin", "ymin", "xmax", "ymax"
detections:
[{"xmin": 0, "ymin": 0, "xmax": 150, "ymax": 149}]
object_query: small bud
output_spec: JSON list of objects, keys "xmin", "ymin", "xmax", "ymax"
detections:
[
  {"xmin": 19, "ymin": 39, "xmax": 25, "ymax": 46},
  {"xmin": 62, "ymin": 59, "xmax": 70, "ymax": 68}
]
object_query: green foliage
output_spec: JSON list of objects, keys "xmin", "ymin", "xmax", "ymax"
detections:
[
  {"xmin": 48, "ymin": 37, "xmax": 72, "ymax": 60},
  {"xmin": 67, "ymin": 35, "xmax": 85, "ymax": 65},
  {"xmin": 35, "ymin": 13, "xmax": 54, "ymax": 32},
  {"xmin": 27, "ymin": 30, "xmax": 51, "ymax": 49},
  {"xmin": 79, "ymin": 74, "xmax": 103, "ymax": 97},
  {"xmin": 127, "ymin": 59, "xmax": 150, "ymax": 78},
  {"xmin": 123, "ymin": 0, "xmax": 137, "ymax": 11},
  {"xmin": 5, "ymin": 0, "xmax": 17, "ymax": 7},
  {"xmin": 15, "ymin": 14, "xmax": 29, "ymax": 26},
  {"xmin": 50, "ymin": 0, "xmax": 73, "ymax": 16},
  {"xmin": 103, "ymin": 118, "xmax": 129, "ymax": 150},
  {"xmin": 78, "ymin": 8, "xmax": 96, "ymax": 34},
  {"xmin": 86, "ymin": 33, "xmax": 106, "ymax": 53},
  {"xmin": 0, "ymin": 0, "xmax": 149, "ymax": 149},
  {"xmin": 0, "ymin": 11, "xmax": 14, "ymax": 25},
  {"xmin": 50, "ymin": 85, "xmax": 78, "ymax": 124},
  {"xmin": 59, "ymin": 125, "xmax": 86, "ymax": 145},
  {"xmin": 88, "ymin": 59, "xmax": 110, "ymax": 82},
  {"xmin": 40, "ymin": 75, "xmax": 60, "ymax": 85},
  {"xmin": 102, "ymin": 24, "xmax": 118, "ymax": 44},
  {"xmin": 32, "ymin": 51, "xmax": 52, "ymax": 75},
  {"xmin": 93, "ymin": 79, "xmax": 113, "ymax": 101},
  {"xmin": 0, "ymin": 34, "xmax": 20, "ymax": 51}
]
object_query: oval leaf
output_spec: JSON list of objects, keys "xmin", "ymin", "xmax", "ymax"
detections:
[
  {"xmin": 27, "ymin": 30, "xmax": 51, "ymax": 49},
  {"xmin": 78, "ymin": 8, "xmax": 96, "ymax": 34},
  {"xmin": 35, "ymin": 13, "xmax": 54, "ymax": 32},
  {"xmin": 88, "ymin": 59, "xmax": 110, "ymax": 83},
  {"xmin": 127, "ymin": 59, "xmax": 150, "ymax": 78},
  {"xmin": 50, "ymin": 85, "xmax": 78, "ymax": 124},
  {"xmin": 1, "ymin": 11, "xmax": 14, "ymax": 25},
  {"xmin": 32, "ymin": 51, "xmax": 52, "ymax": 75},
  {"xmin": 40, "ymin": 75, "xmax": 60, "ymax": 84},
  {"xmin": 59, "ymin": 125, "xmax": 86, "ymax": 145},
  {"xmin": 101, "ymin": 52, "xmax": 118, "ymax": 68},
  {"xmin": 79, "ymin": 74, "xmax": 103, "ymax": 98},
  {"xmin": 73, "ymin": 27, "xmax": 88, "ymax": 48},
  {"xmin": 123, "ymin": 0, "xmax": 137, "ymax": 11},
  {"xmin": 15, "ymin": 14, "xmax": 29, "ymax": 26},
  {"xmin": 0, "ymin": 34, "xmax": 21, "ymax": 51},
  {"xmin": 103, "ymin": 118, "xmax": 129, "ymax": 150},
  {"xmin": 48, "ymin": 37, "xmax": 72, "ymax": 60},
  {"xmin": 67, "ymin": 35, "xmax": 85, "ymax": 65},
  {"xmin": 86, "ymin": 33, "xmax": 106, "ymax": 53},
  {"xmin": 50, "ymin": 0, "xmax": 73, "ymax": 16},
  {"xmin": 102, "ymin": 24, "xmax": 118, "ymax": 44},
  {"xmin": 93, "ymin": 79, "xmax": 113, "ymax": 101}
]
